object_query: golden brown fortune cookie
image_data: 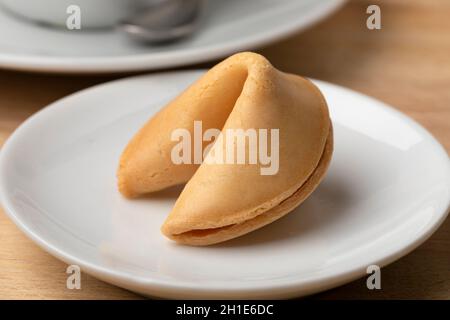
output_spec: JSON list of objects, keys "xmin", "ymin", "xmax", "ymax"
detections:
[{"xmin": 118, "ymin": 52, "xmax": 333, "ymax": 246}]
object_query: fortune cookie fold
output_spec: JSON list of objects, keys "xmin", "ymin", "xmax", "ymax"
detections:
[{"xmin": 118, "ymin": 52, "xmax": 333, "ymax": 245}]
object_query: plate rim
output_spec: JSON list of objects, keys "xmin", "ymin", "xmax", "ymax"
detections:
[
  {"xmin": 0, "ymin": 0, "xmax": 346, "ymax": 73},
  {"xmin": 0, "ymin": 71, "xmax": 449, "ymax": 298}
]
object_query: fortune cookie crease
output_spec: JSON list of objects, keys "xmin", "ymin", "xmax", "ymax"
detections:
[{"xmin": 118, "ymin": 52, "xmax": 333, "ymax": 245}]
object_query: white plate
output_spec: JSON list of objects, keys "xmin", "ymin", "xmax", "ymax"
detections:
[
  {"xmin": 0, "ymin": 0, "xmax": 345, "ymax": 73},
  {"xmin": 0, "ymin": 71, "xmax": 449, "ymax": 299}
]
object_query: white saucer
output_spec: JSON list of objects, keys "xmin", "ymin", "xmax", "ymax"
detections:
[
  {"xmin": 0, "ymin": 71, "xmax": 449, "ymax": 299},
  {"xmin": 0, "ymin": 0, "xmax": 345, "ymax": 73}
]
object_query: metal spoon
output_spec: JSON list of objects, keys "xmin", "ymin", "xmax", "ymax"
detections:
[{"xmin": 120, "ymin": 0, "xmax": 203, "ymax": 44}]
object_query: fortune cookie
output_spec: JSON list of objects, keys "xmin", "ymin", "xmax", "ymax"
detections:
[{"xmin": 118, "ymin": 52, "xmax": 333, "ymax": 245}]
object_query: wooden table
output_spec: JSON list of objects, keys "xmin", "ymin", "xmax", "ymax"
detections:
[{"xmin": 1, "ymin": 0, "xmax": 449, "ymax": 299}]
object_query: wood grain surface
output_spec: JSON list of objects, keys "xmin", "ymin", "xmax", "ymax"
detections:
[{"xmin": 0, "ymin": 0, "xmax": 449, "ymax": 299}]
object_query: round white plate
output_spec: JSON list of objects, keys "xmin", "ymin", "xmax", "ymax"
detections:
[
  {"xmin": 0, "ymin": 71, "xmax": 449, "ymax": 299},
  {"xmin": 0, "ymin": 0, "xmax": 345, "ymax": 73}
]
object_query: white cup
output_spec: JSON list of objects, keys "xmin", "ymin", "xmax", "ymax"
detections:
[{"xmin": 0, "ymin": 0, "xmax": 148, "ymax": 29}]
